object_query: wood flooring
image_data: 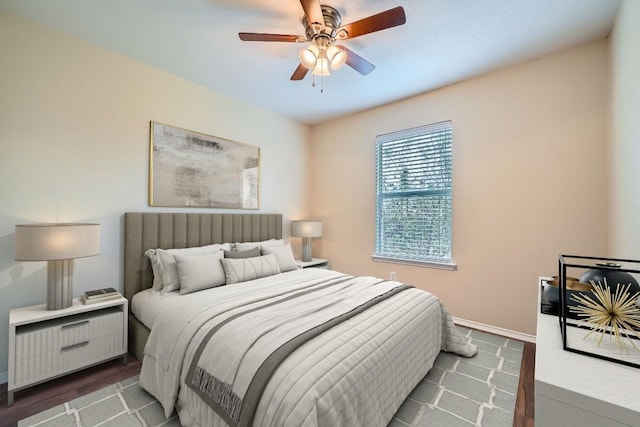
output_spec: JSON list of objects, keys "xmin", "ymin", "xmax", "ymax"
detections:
[
  {"xmin": 0, "ymin": 355, "xmax": 141, "ymax": 427},
  {"xmin": 514, "ymin": 341, "xmax": 536, "ymax": 427},
  {"xmin": 0, "ymin": 343, "xmax": 536, "ymax": 427}
]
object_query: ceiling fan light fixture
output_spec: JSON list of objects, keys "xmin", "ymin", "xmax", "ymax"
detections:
[
  {"xmin": 239, "ymin": 3, "xmax": 408, "ymax": 83},
  {"xmin": 326, "ymin": 45, "xmax": 347, "ymax": 70}
]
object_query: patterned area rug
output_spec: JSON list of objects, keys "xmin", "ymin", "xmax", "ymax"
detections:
[
  {"xmin": 391, "ymin": 327, "xmax": 524, "ymax": 426},
  {"xmin": 19, "ymin": 327, "xmax": 523, "ymax": 427}
]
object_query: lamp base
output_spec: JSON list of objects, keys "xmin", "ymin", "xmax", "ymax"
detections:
[
  {"xmin": 301, "ymin": 237, "xmax": 313, "ymax": 262},
  {"xmin": 47, "ymin": 259, "xmax": 73, "ymax": 310}
]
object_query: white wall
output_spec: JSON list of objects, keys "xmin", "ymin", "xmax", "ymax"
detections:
[
  {"xmin": 309, "ymin": 40, "xmax": 610, "ymax": 336},
  {"xmin": 0, "ymin": 12, "xmax": 310, "ymax": 380},
  {"xmin": 609, "ymin": 0, "xmax": 640, "ymax": 258}
]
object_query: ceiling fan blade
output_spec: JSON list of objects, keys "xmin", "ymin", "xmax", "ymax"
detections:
[
  {"xmin": 291, "ymin": 63, "xmax": 309, "ymax": 80},
  {"xmin": 239, "ymin": 33, "xmax": 303, "ymax": 42},
  {"xmin": 337, "ymin": 45, "xmax": 375, "ymax": 75},
  {"xmin": 339, "ymin": 6, "xmax": 406, "ymax": 39},
  {"xmin": 300, "ymin": 0, "xmax": 325, "ymax": 31}
]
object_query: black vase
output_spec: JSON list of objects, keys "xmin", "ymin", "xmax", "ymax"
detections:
[{"xmin": 579, "ymin": 264, "xmax": 640, "ymax": 296}]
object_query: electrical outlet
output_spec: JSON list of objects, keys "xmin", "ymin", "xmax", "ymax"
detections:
[{"xmin": 390, "ymin": 271, "xmax": 396, "ymax": 281}]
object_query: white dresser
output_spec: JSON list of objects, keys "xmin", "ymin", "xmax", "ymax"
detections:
[
  {"xmin": 7, "ymin": 296, "xmax": 128, "ymax": 406},
  {"xmin": 535, "ymin": 281, "xmax": 640, "ymax": 426}
]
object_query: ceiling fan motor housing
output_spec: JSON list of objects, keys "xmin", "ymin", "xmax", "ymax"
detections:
[{"xmin": 304, "ymin": 5, "xmax": 343, "ymax": 41}]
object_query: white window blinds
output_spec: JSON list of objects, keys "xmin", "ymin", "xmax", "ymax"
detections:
[{"xmin": 375, "ymin": 121, "xmax": 453, "ymax": 265}]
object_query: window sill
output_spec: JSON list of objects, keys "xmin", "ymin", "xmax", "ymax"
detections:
[{"xmin": 371, "ymin": 255, "xmax": 457, "ymax": 271}]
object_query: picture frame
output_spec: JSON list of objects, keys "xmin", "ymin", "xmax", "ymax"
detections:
[
  {"xmin": 557, "ymin": 254, "xmax": 640, "ymax": 369},
  {"xmin": 149, "ymin": 121, "xmax": 260, "ymax": 209}
]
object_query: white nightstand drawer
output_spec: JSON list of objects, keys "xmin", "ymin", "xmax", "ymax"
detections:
[
  {"xmin": 13, "ymin": 307, "xmax": 126, "ymax": 388},
  {"xmin": 13, "ymin": 332, "xmax": 124, "ymax": 388},
  {"xmin": 15, "ymin": 308, "xmax": 122, "ymax": 358},
  {"xmin": 9, "ymin": 300, "xmax": 127, "ymax": 399}
]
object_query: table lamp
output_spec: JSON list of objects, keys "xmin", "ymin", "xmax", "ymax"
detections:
[
  {"xmin": 15, "ymin": 223, "xmax": 100, "ymax": 310},
  {"xmin": 291, "ymin": 220, "xmax": 322, "ymax": 262}
]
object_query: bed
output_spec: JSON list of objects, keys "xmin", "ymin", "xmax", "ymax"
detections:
[{"xmin": 124, "ymin": 212, "xmax": 476, "ymax": 427}]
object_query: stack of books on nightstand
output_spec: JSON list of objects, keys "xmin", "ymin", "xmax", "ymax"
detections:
[{"xmin": 81, "ymin": 287, "xmax": 121, "ymax": 304}]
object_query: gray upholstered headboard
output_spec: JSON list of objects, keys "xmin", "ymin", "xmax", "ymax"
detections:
[{"xmin": 123, "ymin": 212, "xmax": 283, "ymax": 302}]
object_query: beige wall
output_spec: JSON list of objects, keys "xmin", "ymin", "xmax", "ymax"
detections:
[
  {"xmin": 0, "ymin": 11, "xmax": 310, "ymax": 378},
  {"xmin": 310, "ymin": 40, "xmax": 610, "ymax": 335},
  {"xmin": 609, "ymin": 0, "xmax": 640, "ymax": 258}
]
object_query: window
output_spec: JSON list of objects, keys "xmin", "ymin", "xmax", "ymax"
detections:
[{"xmin": 374, "ymin": 121, "xmax": 454, "ymax": 269}]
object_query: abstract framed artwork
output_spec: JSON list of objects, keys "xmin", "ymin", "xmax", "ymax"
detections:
[{"xmin": 149, "ymin": 121, "xmax": 260, "ymax": 209}]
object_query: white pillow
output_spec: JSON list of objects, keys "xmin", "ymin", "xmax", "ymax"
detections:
[
  {"xmin": 156, "ymin": 243, "xmax": 230, "ymax": 293},
  {"xmin": 261, "ymin": 243, "xmax": 297, "ymax": 272},
  {"xmin": 175, "ymin": 251, "xmax": 226, "ymax": 295},
  {"xmin": 221, "ymin": 254, "xmax": 281, "ymax": 285},
  {"xmin": 234, "ymin": 239, "xmax": 284, "ymax": 252},
  {"xmin": 144, "ymin": 249, "xmax": 164, "ymax": 291}
]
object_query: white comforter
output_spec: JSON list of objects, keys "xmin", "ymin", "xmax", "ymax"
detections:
[{"xmin": 139, "ymin": 268, "xmax": 476, "ymax": 427}]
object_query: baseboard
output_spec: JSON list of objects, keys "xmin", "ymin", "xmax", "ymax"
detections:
[
  {"xmin": 453, "ymin": 316, "xmax": 536, "ymax": 343},
  {"xmin": 0, "ymin": 371, "xmax": 7, "ymax": 385}
]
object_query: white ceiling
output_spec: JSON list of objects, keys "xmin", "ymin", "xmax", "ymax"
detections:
[{"xmin": 0, "ymin": 0, "xmax": 620, "ymax": 125}]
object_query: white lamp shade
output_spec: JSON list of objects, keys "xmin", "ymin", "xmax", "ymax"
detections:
[
  {"xmin": 312, "ymin": 57, "xmax": 330, "ymax": 76},
  {"xmin": 327, "ymin": 45, "xmax": 347, "ymax": 70},
  {"xmin": 299, "ymin": 45, "xmax": 319, "ymax": 68},
  {"xmin": 291, "ymin": 220, "xmax": 323, "ymax": 238},
  {"xmin": 15, "ymin": 223, "xmax": 100, "ymax": 261}
]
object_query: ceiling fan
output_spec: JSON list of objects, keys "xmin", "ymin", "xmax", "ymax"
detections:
[{"xmin": 238, "ymin": 0, "xmax": 406, "ymax": 81}]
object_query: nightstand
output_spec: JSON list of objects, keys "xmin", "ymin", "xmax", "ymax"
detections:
[
  {"xmin": 7, "ymin": 296, "xmax": 128, "ymax": 406},
  {"xmin": 296, "ymin": 258, "xmax": 329, "ymax": 269}
]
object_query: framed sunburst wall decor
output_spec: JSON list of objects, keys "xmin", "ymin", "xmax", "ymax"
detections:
[
  {"xmin": 558, "ymin": 254, "xmax": 640, "ymax": 369},
  {"xmin": 149, "ymin": 122, "xmax": 260, "ymax": 209}
]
